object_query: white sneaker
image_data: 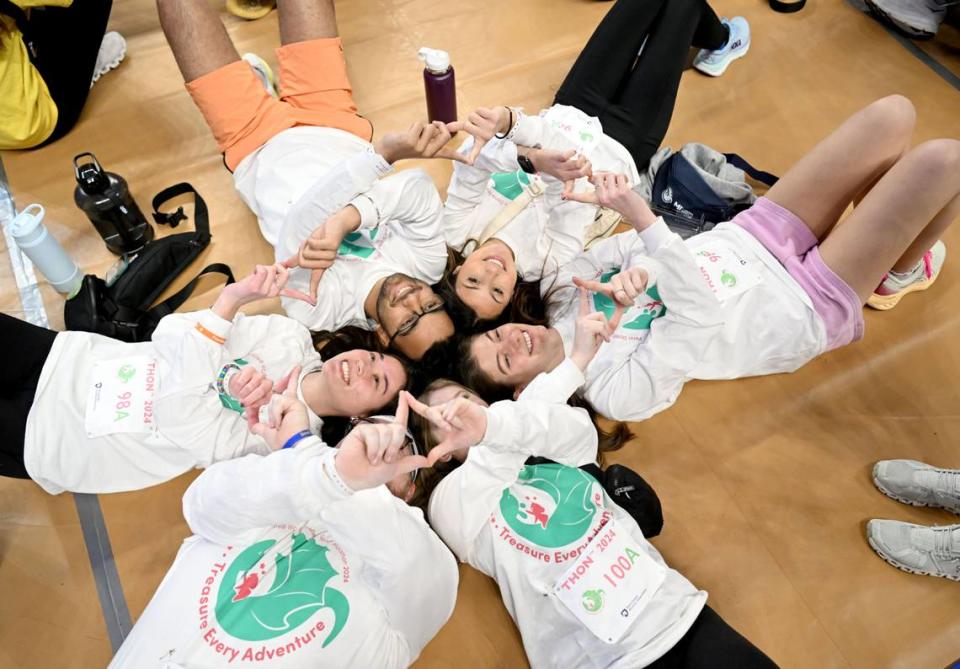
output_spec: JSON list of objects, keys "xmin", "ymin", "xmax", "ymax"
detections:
[
  {"xmin": 242, "ymin": 53, "xmax": 279, "ymax": 97},
  {"xmin": 865, "ymin": 0, "xmax": 946, "ymax": 38},
  {"xmin": 91, "ymin": 31, "xmax": 126, "ymax": 88},
  {"xmin": 867, "ymin": 520, "xmax": 960, "ymax": 580},
  {"xmin": 693, "ymin": 17, "xmax": 750, "ymax": 77},
  {"xmin": 872, "ymin": 459, "xmax": 960, "ymax": 513}
]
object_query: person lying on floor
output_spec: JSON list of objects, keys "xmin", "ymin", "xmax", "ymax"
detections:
[
  {"xmin": 0, "ymin": 265, "xmax": 412, "ymax": 495},
  {"xmin": 109, "ymin": 387, "xmax": 457, "ymax": 668},
  {"xmin": 456, "ymin": 95, "xmax": 958, "ymax": 421},
  {"xmin": 436, "ymin": 0, "xmax": 750, "ymax": 331},
  {"xmin": 157, "ymin": 0, "xmax": 463, "ymax": 360}
]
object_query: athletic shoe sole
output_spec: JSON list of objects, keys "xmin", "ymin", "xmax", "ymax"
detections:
[
  {"xmin": 91, "ymin": 41, "xmax": 127, "ymax": 86},
  {"xmin": 866, "ymin": 262, "xmax": 942, "ymax": 310},
  {"xmin": 872, "ymin": 467, "xmax": 960, "ymax": 514},
  {"xmin": 863, "ymin": 0, "xmax": 938, "ymax": 39},
  {"xmin": 694, "ymin": 40, "xmax": 751, "ymax": 77},
  {"xmin": 867, "ymin": 533, "xmax": 960, "ymax": 581}
]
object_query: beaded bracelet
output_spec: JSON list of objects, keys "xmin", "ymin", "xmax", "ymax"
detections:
[{"xmin": 215, "ymin": 362, "xmax": 241, "ymax": 397}]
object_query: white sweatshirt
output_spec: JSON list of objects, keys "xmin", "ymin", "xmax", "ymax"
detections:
[
  {"xmin": 427, "ymin": 400, "xmax": 706, "ymax": 668},
  {"xmin": 110, "ymin": 440, "xmax": 458, "ymax": 668},
  {"xmin": 24, "ymin": 310, "xmax": 320, "ymax": 494},
  {"xmin": 232, "ymin": 126, "xmax": 448, "ymax": 333},
  {"xmin": 536, "ymin": 219, "xmax": 827, "ymax": 422},
  {"xmin": 444, "ymin": 105, "xmax": 640, "ymax": 281}
]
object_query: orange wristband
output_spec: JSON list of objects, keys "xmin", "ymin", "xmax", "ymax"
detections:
[{"xmin": 195, "ymin": 322, "xmax": 226, "ymax": 345}]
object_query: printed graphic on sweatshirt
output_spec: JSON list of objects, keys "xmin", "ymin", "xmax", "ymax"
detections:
[
  {"xmin": 499, "ymin": 463, "xmax": 603, "ymax": 548},
  {"xmin": 592, "ymin": 269, "xmax": 666, "ymax": 330},
  {"xmin": 490, "ymin": 170, "xmax": 530, "ymax": 201},
  {"xmin": 197, "ymin": 529, "xmax": 351, "ymax": 662},
  {"xmin": 338, "ymin": 227, "xmax": 380, "ymax": 259}
]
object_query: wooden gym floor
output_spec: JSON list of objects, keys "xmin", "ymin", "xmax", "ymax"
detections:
[{"xmin": 1, "ymin": 1, "xmax": 959, "ymax": 667}]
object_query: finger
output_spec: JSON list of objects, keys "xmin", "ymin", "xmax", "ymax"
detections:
[
  {"xmin": 563, "ymin": 189, "xmax": 598, "ymax": 204},
  {"xmin": 436, "ymin": 146, "xmax": 472, "ymax": 164},
  {"xmin": 572, "ymin": 277, "xmax": 608, "ymax": 295},
  {"xmin": 423, "ymin": 121, "xmax": 451, "ymax": 155},
  {"xmin": 281, "ymin": 253, "xmax": 301, "ymax": 269},
  {"xmin": 562, "ymin": 179, "xmax": 576, "ymax": 200},
  {"xmin": 404, "ymin": 391, "xmax": 434, "ymax": 418},
  {"xmin": 283, "ymin": 366, "xmax": 301, "ymax": 398},
  {"xmin": 394, "ymin": 453, "xmax": 430, "ymax": 476},
  {"xmin": 468, "ymin": 138, "xmax": 486, "ymax": 165},
  {"xmin": 609, "ymin": 303, "xmax": 625, "ymax": 332},
  {"xmin": 394, "ymin": 391, "xmax": 409, "ymax": 427},
  {"xmin": 275, "ymin": 365, "xmax": 298, "ymax": 394},
  {"xmin": 578, "ymin": 287, "xmax": 590, "ymax": 317},
  {"xmin": 426, "ymin": 441, "xmax": 461, "ymax": 466},
  {"xmin": 309, "ymin": 268, "xmax": 324, "ymax": 301},
  {"xmin": 446, "ymin": 120, "xmax": 464, "ymax": 134},
  {"xmin": 280, "ymin": 287, "xmax": 317, "ymax": 306}
]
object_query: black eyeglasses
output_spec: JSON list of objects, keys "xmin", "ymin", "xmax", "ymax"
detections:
[{"xmin": 386, "ymin": 299, "xmax": 446, "ymax": 346}]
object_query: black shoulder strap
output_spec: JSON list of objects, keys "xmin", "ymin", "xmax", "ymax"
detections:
[
  {"xmin": 0, "ymin": 0, "xmax": 31, "ymax": 42},
  {"xmin": 146, "ymin": 262, "xmax": 235, "ymax": 322},
  {"xmin": 723, "ymin": 153, "xmax": 779, "ymax": 187},
  {"xmin": 151, "ymin": 182, "xmax": 209, "ymax": 239}
]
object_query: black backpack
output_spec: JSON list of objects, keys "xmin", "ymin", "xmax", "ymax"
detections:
[{"xmin": 64, "ymin": 183, "xmax": 234, "ymax": 342}]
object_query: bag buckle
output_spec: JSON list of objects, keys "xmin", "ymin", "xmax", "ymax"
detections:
[{"xmin": 153, "ymin": 206, "xmax": 185, "ymax": 228}]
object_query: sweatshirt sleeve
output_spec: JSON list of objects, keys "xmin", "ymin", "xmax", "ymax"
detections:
[
  {"xmin": 534, "ymin": 174, "xmax": 595, "ymax": 276},
  {"xmin": 481, "ymin": 399, "xmax": 598, "ymax": 465},
  {"xmin": 584, "ymin": 220, "xmax": 725, "ymax": 421},
  {"xmin": 442, "ymin": 136, "xmax": 523, "ymax": 249},
  {"xmin": 182, "ymin": 440, "xmax": 351, "ymax": 544},
  {"xmin": 276, "ymin": 148, "xmax": 394, "ymax": 261},
  {"xmin": 518, "ymin": 357, "xmax": 586, "ymax": 404}
]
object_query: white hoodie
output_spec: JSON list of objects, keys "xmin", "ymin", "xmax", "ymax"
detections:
[
  {"xmin": 109, "ymin": 440, "xmax": 458, "ymax": 668},
  {"xmin": 428, "ymin": 399, "xmax": 706, "ymax": 668},
  {"xmin": 535, "ymin": 219, "xmax": 826, "ymax": 422},
  {"xmin": 444, "ymin": 105, "xmax": 640, "ymax": 281},
  {"xmin": 231, "ymin": 125, "xmax": 448, "ymax": 333},
  {"xmin": 24, "ymin": 310, "xmax": 319, "ymax": 494}
]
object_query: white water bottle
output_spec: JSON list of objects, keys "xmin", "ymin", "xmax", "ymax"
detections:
[{"xmin": 8, "ymin": 204, "xmax": 83, "ymax": 298}]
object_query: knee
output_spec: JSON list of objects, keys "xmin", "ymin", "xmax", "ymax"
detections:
[
  {"xmin": 862, "ymin": 95, "xmax": 916, "ymax": 145},
  {"xmin": 906, "ymin": 139, "xmax": 960, "ymax": 180}
]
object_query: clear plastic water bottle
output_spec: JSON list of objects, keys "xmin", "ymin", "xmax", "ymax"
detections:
[
  {"xmin": 418, "ymin": 47, "xmax": 457, "ymax": 127},
  {"xmin": 8, "ymin": 204, "xmax": 83, "ymax": 297},
  {"xmin": 73, "ymin": 152, "xmax": 153, "ymax": 256}
]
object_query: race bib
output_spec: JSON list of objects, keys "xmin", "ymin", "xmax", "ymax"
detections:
[
  {"xmin": 692, "ymin": 241, "xmax": 763, "ymax": 301},
  {"xmin": 554, "ymin": 519, "xmax": 666, "ymax": 644},
  {"xmin": 85, "ymin": 356, "xmax": 158, "ymax": 438}
]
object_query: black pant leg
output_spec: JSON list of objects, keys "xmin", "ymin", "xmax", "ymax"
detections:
[
  {"xmin": 0, "ymin": 312, "xmax": 57, "ymax": 479},
  {"xmin": 26, "ymin": 0, "xmax": 113, "ymax": 144},
  {"xmin": 648, "ymin": 605, "xmax": 779, "ymax": 669},
  {"xmin": 554, "ymin": 0, "xmax": 668, "ymax": 117},
  {"xmin": 692, "ymin": 1, "xmax": 728, "ymax": 50},
  {"xmin": 599, "ymin": 0, "xmax": 709, "ymax": 170}
]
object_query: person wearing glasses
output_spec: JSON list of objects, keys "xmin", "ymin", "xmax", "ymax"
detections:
[
  {"xmin": 156, "ymin": 0, "xmax": 463, "ymax": 361},
  {"xmin": 109, "ymin": 385, "xmax": 458, "ymax": 668}
]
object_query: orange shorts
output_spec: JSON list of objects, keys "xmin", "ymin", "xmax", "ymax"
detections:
[{"xmin": 186, "ymin": 37, "xmax": 373, "ymax": 171}]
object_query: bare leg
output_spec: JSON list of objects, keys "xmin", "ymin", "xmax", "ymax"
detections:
[
  {"xmin": 765, "ymin": 95, "xmax": 915, "ymax": 241},
  {"xmin": 157, "ymin": 0, "xmax": 239, "ymax": 82},
  {"xmin": 819, "ymin": 139, "xmax": 960, "ymax": 302},
  {"xmin": 277, "ymin": 0, "xmax": 338, "ymax": 45}
]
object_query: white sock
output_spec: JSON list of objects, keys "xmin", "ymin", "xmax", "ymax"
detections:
[{"xmin": 884, "ymin": 260, "xmax": 924, "ymax": 288}]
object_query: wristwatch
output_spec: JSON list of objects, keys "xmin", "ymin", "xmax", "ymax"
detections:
[{"xmin": 517, "ymin": 153, "xmax": 536, "ymax": 174}]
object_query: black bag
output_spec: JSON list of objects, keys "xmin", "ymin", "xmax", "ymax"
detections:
[
  {"xmin": 525, "ymin": 458, "xmax": 663, "ymax": 538},
  {"xmin": 652, "ymin": 151, "xmax": 778, "ymax": 238},
  {"xmin": 64, "ymin": 183, "xmax": 235, "ymax": 342}
]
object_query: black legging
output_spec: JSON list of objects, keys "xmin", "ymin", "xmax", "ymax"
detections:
[
  {"xmin": 12, "ymin": 0, "xmax": 114, "ymax": 146},
  {"xmin": 554, "ymin": 0, "xmax": 728, "ymax": 171},
  {"xmin": 650, "ymin": 605, "xmax": 779, "ymax": 668},
  {"xmin": 0, "ymin": 313, "xmax": 57, "ymax": 478}
]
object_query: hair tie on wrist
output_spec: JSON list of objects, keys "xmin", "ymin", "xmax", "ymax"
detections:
[{"xmin": 282, "ymin": 429, "xmax": 313, "ymax": 450}]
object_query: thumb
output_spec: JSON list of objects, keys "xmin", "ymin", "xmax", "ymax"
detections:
[
  {"xmin": 578, "ymin": 287, "xmax": 590, "ymax": 317},
  {"xmin": 609, "ymin": 303, "xmax": 625, "ymax": 332},
  {"xmin": 281, "ymin": 253, "xmax": 300, "ymax": 269},
  {"xmin": 446, "ymin": 120, "xmax": 464, "ymax": 134},
  {"xmin": 283, "ymin": 366, "xmax": 301, "ymax": 398},
  {"xmin": 573, "ymin": 276, "xmax": 607, "ymax": 294},
  {"xmin": 309, "ymin": 268, "xmax": 324, "ymax": 301}
]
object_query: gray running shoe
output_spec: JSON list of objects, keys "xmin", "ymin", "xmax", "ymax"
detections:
[
  {"xmin": 872, "ymin": 459, "xmax": 960, "ymax": 514},
  {"xmin": 864, "ymin": 0, "xmax": 946, "ymax": 39},
  {"xmin": 867, "ymin": 520, "xmax": 960, "ymax": 581}
]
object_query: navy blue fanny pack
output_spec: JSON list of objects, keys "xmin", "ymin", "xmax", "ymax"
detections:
[{"xmin": 652, "ymin": 152, "xmax": 779, "ymax": 237}]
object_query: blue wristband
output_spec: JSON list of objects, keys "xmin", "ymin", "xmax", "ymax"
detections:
[{"xmin": 282, "ymin": 429, "xmax": 313, "ymax": 450}]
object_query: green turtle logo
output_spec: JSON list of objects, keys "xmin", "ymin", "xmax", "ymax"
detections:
[
  {"xmin": 499, "ymin": 464, "xmax": 600, "ymax": 548},
  {"xmin": 116, "ymin": 364, "xmax": 136, "ymax": 383},
  {"xmin": 490, "ymin": 169, "xmax": 531, "ymax": 201},
  {"xmin": 720, "ymin": 269, "xmax": 737, "ymax": 288},
  {"xmin": 582, "ymin": 589, "xmax": 605, "ymax": 614},
  {"xmin": 338, "ymin": 227, "xmax": 379, "ymax": 258},
  {"xmin": 215, "ymin": 532, "xmax": 349, "ymax": 644},
  {"xmin": 579, "ymin": 130, "xmax": 594, "ymax": 143},
  {"xmin": 591, "ymin": 270, "xmax": 667, "ymax": 331}
]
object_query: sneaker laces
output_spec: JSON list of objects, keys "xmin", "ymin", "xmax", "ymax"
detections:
[
  {"xmin": 932, "ymin": 527, "xmax": 959, "ymax": 558},
  {"xmin": 935, "ymin": 469, "xmax": 960, "ymax": 505}
]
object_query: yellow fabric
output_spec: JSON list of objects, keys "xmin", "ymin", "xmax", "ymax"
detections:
[{"xmin": 0, "ymin": 12, "xmax": 59, "ymax": 149}]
